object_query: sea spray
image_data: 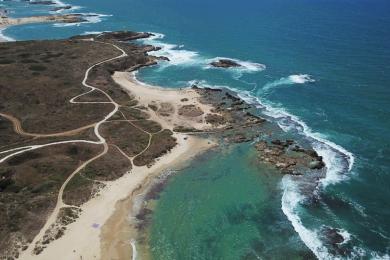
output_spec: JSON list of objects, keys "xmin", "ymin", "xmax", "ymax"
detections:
[
  {"xmin": 281, "ymin": 177, "xmax": 334, "ymax": 259},
  {"xmin": 0, "ymin": 29, "xmax": 15, "ymax": 41},
  {"xmin": 181, "ymin": 78, "xmax": 356, "ymax": 258},
  {"xmin": 130, "ymin": 239, "xmax": 137, "ymax": 260},
  {"xmin": 205, "ymin": 57, "xmax": 266, "ymax": 79},
  {"xmin": 260, "ymin": 74, "xmax": 315, "ymax": 93},
  {"xmin": 141, "ymin": 33, "xmax": 201, "ymax": 67},
  {"xmin": 141, "ymin": 34, "xmax": 266, "ymax": 76}
]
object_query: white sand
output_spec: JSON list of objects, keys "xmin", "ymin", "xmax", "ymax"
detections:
[
  {"xmin": 21, "ymin": 134, "xmax": 213, "ymax": 260},
  {"xmin": 19, "ymin": 73, "xmax": 217, "ymax": 260},
  {"xmin": 113, "ymin": 71, "xmax": 217, "ymax": 131}
]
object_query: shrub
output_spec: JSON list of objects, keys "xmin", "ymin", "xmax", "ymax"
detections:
[{"xmin": 29, "ymin": 65, "xmax": 47, "ymax": 71}]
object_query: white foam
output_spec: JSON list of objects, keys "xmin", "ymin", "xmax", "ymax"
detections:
[
  {"xmin": 281, "ymin": 177, "xmax": 334, "ymax": 259},
  {"xmin": 350, "ymin": 246, "xmax": 390, "ymax": 260},
  {"xmin": 141, "ymin": 34, "xmax": 201, "ymax": 67},
  {"xmin": 188, "ymin": 78, "xmax": 357, "ymax": 257},
  {"xmin": 130, "ymin": 239, "xmax": 137, "ymax": 260},
  {"xmin": 191, "ymin": 79, "xmax": 354, "ymax": 187},
  {"xmin": 205, "ymin": 57, "xmax": 266, "ymax": 75},
  {"xmin": 52, "ymin": 0, "xmax": 67, "ymax": 7},
  {"xmin": 259, "ymin": 103, "xmax": 354, "ymax": 176},
  {"xmin": 338, "ymin": 229, "xmax": 352, "ymax": 245},
  {"xmin": 262, "ymin": 74, "xmax": 315, "ymax": 92},
  {"xmin": 0, "ymin": 29, "xmax": 15, "ymax": 42},
  {"xmin": 289, "ymin": 74, "xmax": 315, "ymax": 84},
  {"xmin": 148, "ymin": 32, "xmax": 165, "ymax": 41},
  {"xmin": 142, "ymin": 33, "xmax": 266, "ymax": 74},
  {"xmin": 82, "ymin": 31, "xmax": 110, "ymax": 35}
]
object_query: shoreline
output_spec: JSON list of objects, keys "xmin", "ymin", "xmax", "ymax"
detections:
[
  {"xmin": 0, "ymin": 9, "xmax": 360, "ymax": 259},
  {"xmin": 0, "ymin": 14, "xmax": 85, "ymax": 42},
  {"xmin": 0, "ymin": 24, "xmax": 12, "ymax": 42},
  {"xmin": 0, "ymin": 30, "xmax": 12, "ymax": 42},
  {"xmin": 19, "ymin": 70, "xmax": 217, "ymax": 260},
  {"xmin": 99, "ymin": 135, "xmax": 215, "ymax": 260}
]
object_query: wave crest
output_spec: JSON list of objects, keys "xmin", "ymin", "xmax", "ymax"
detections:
[
  {"xmin": 141, "ymin": 33, "xmax": 266, "ymax": 76},
  {"xmin": 141, "ymin": 33, "xmax": 200, "ymax": 67},
  {"xmin": 261, "ymin": 74, "xmax": 315, "ymax": 92},
  {"xmin": 205, "ymin": 57, "xmax": 266, "ymax": 74}
]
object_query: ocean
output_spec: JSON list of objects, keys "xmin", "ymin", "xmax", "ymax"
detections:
[{"xmin": 1, "ymin": 0, "xmax": 390, "ymax": 259}]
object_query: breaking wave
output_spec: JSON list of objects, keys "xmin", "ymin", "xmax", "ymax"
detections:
[
  {"xmin": 205, "ymin": 57, "xmax": 266, "ymax": 78},
  {"xmin": 261, "ymin": 74, "xmax": 315, "ymax": 92},
  {"xmin": 184, "ymin": 78, "xmax": 356, "ymax": 259},
  {"xmin": 141, "ymin": 33, "xmax": 265, "ymax": 76},
  {"xmin": 82, "ymin": 30, "xmax": 110, "ymax": 35},
  {"xmin": 0, "ymin": 29, "xmax": 15, "ymax": 41},
  {"xmin": 141, "ymin": 33, "xmax": 201, "ymax": 67}
]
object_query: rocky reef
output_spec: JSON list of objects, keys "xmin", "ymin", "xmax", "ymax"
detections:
[{"xmin": 255, "ymin": 139, "xmax": 325, "ymax": 175}]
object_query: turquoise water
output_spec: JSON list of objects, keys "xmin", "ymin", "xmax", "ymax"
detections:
[
  {"xmin": 149, "ymin": 145, "xmax": 314, "ymax": 260},
  {"xmin": 2, "ymin": 0, "xmax": 390, "ymax": 258}
]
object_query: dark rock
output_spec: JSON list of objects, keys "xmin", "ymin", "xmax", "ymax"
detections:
[
  {"xmin": 309, "ymin": 160, "xmax": 325, "ymax": 169},
  {"xmin": 291, "ymin": 145, "xmax": 305, "ymax": 153},
  {"xmin": 281, "ymin": 169, "xmax": 302, "ymax": 176},
  {"xmin": 305, "ymin": 149, "xmax": 319, "ymax": 158},
  {"xmin": 29, "ymin": 1, "xmax": 55, "ymax": 5},
  {"xmin": 286, "ymin": 139, "xmax": 294, "ymax": 146},
  {"xmin": 157, "ymin": 56, "xmax": 170, "ymax": 61},
  {"xmin": 232, "ymin": 134, "xmax": 251, "ymax": 143},
  {"xmin": 51, "ymin": 5, "xmax": 72, "ymax": 11},
  {"xmin": 271, "ymin": 139, "xmax": 283, "ymax": 146},
  {"xmin": 210, "ymin": 59, "xmax": 241, "ymax": 68},
  {"xmin": 95, "ymin": 31, "xmax": 153, "ymax": 41},
  {"xmin": 322, "ymin": 227, "xmax": 348, "ymax": 256},
  {"xmin": 225, "ymin": 92, "xmax": 240, "ymax": 101},
  {"xmin": 203, "ymin": 87, "xmax": 222, "ymax": 92}
]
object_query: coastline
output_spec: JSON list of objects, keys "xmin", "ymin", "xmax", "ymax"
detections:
[
  {"xmin": 18, "ymin": 70, "xmax": 216, "ymax": 260},
  {"xmin": 99, "ymin": 135, "xmax": 214, "ymax": 260},
  {"xmin": 0, "ymin": 24, "xmax": 11, "ymax": 42},
  {"xmin": 0, "ymin": 14, "xmax": 86, "ymax": 42},
  {"xmin": 1, "ymin": 0, "xmax": 388, "ymax": 257}
]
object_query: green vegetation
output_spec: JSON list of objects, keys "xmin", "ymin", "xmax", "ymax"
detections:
[
  {"xmin": 134, "ymin": 129, "xmax": 177, "ymax": 166},
  {"xmin": 28, "ymin": 65, "xmax": 47, "ymax": 71},
  {"xmin": 132, "ymin": 120, "xmax": 162, "ymax": 133},
  {"xmin": 62, "ymin": 173, "xmax": 94, "ymax": 206},
  {"xmin": 120, "ymin": 106, "xmax": 150, "ymax": 120},
  {"xmin": 101, "ymin": 121, "xmax": 149, "ymax": 156}
]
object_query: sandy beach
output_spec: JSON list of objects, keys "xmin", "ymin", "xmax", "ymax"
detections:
[
  {"xmin": 113, "ymin": 71, "xmax": 217, "ymax": 131},
  {"xmin": 18, "ymin": 72, "xmax": 217, "ymax": 260}
]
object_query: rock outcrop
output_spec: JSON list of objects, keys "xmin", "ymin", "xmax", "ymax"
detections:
[
  {"xmin": 255, "ymin": 139, "xmax": 325, "ymax": 175},
  {"xmin": 210, "ymin": 59, "xmax": 241, "ymax": 68}
]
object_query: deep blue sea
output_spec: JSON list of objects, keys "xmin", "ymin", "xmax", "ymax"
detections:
[{"xmin": 1, "ymin": 0, "xmax": 390, "ymax": 259}]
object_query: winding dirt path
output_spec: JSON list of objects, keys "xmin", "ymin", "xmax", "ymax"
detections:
[
  {"xmin": 0, "ymin": 112, "xmax": 95, "ymax": 138},
  {"xmin": 15, "ymin": 40, "xmax": 132, "ymax": 258},
  {"xmin": 2, "ymin": 39, "xmax": 172, "ymax": 259}
]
